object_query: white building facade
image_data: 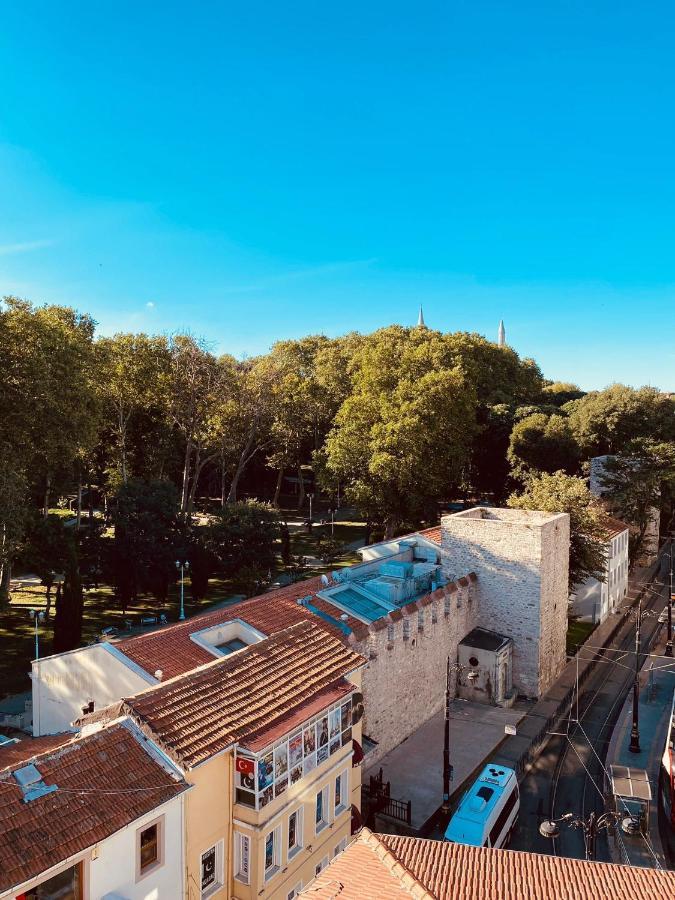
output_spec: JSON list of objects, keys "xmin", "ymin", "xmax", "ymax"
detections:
[{"xmin": 571, "ymin": 519, "xmax": 630, "ymax": 624}]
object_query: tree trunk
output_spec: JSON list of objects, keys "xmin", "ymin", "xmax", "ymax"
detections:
[
  {"xmin": 227, "ymin": 426, "xmax": 258, "ymax": 504},
  {"xmin": 384, "ymin": 516, "xmax": 397, "ymax": 540},
  {"xmin": 119, "ymin": 407, "xmax": 128, "ymax": 483},
  {"xmin": 88, "ymin": 481, "xmax": 94, "ymax": 530},
  {"xmin": 221, "ymin": 455, "xmax": 227, "ymax": 508},
  {"xmin": 43, "ymin": 474, "xmax": 51, "ymax": 519},
  {"xmin": 45, "ymin": 583, "xmax": 53, "ymax": 619},
  {"xmin": 296, "ymin": 467, "xmax": 305, "ymax": 510},
  {"xmin": 76, "ymin": 478, "xmax": 83, "ymax": 529},
  {"xmin": 0, "ymin": 558, "xmax": 11, "ymax": 610},
  {"xmin": 187, "ymin": 446, "xmax": 201, "ymax": 517},
  {"xmin": 273, "ymin": 468, "xmax": 284, "ymax": 507},
  {"xmin": 181, "ymin": 439, "xmax": 193, "ymax": 513}
]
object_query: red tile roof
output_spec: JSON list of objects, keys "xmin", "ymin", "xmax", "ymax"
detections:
[
  {"xmin": 417, "ymin": 526, "xmax": 442, "ymax": 544},
  {"xmin": 602, "ymin": 515, "xmax": 630, "ymax": 540},
  {"xmin": 115, "ymin": 576, "xmax": 361, "ymax": 680},
  {"xmin": 302, "ymin": 830, "xmax": 675, "ymax": 899},
  {"xmin": 0, "ymin": 722, "xmax": 188, "ymax": 894},
  {"xmin": 0, "ymin": 733, "xmax": 78, "ymax": 770},
  {"xmin": 113, "ymin": 621, "xmax": 365, "ymax": 768}
]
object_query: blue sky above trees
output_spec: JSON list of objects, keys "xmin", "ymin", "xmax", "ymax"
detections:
[{"xmin": 1, "ymin": 1, "xmax": 674, "ymax": 390}]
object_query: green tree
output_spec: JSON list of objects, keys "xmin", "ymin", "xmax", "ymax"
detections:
[
  {"xmin": 599, "ymin": 440, "xmax": 675, "ymax": 564},
  {"xmin": 52, "ymin": 537, "xmax": 84, "ymax": 654},
  {"xmin": 20, "ymin": 516, "xmax": 70, "ymax": 618},
  {"xmin": 565, "ymin": 385, "xmax": 675, "ymax": 458},
  {"xmin": 324, "ymin": 327, "xmax": 477, "ymax": 537},
  {"xmin": 0, "ymin": 454, "xmax": 27, "ymax": 607},
  {"xmin": 205, "ymin": 500, "xmax": 280, "ymax": 577},
  {"xmin": 96, "ymin": 333, "xmax": 171, "ymax": 483},
  {"xmin": 109, "ymin": 479, "xmax": 182, "ymax": 612},
  {"xmin": 542, "ymin": 381, "xmax": 585, "ymax": 407},
  {"xmin": 508, "ymin": 413, "xmax": 580, "ymax": 478},
  {"xmin": 508, "ymin": 471, "xmax": 607, "ymax": 590}
]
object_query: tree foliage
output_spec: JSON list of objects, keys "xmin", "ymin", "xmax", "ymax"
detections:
[
  {"xmin": 508, "ymin": 413, "xmax": 580, "ymax": 477},
  {"xmin": 508, "ymin": 471, "xmax": 607, "ymax": 590},
  {"xmin": 599, "ymin": 440, "xmax": 675, "ymax": 564}
]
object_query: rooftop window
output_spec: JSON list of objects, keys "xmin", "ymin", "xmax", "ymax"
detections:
[{"xmin": 190, "ymin": 619, "xmax": 265, "ymax": 659}]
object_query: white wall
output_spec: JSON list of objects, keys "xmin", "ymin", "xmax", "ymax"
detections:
[
  {"xmin": 570, "ymin": 530, "xmax": 629, "ymax": 624},
  {"xmin": 4, "ymin": 795, "xmax": 185, "ymax": 900},
  {"xmin": 32, "ymin": 643, "xmax": 154, "ymax": 735}
]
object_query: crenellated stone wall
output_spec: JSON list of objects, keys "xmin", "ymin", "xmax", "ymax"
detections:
[
  {"xmin": 440, "ymin": 508, "xmax": 570, "ymax": 698},
  {"xmin": 348, "ymin": 576, "xmax": 479, "ymax": 768}
]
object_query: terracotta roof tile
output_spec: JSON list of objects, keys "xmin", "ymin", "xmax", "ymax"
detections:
[
  {"xmin": 0, "ymin": 733, "xmax": 78, "ymax": 771},
  {"xmin": 601, "ymin": 515, "xmax": 630, "ymax": 540},
  {"xmin": 417, "ymin": 526, "xmax": 442, "ymax": 544},
  {"xmin": 302, "ymin": 830, "xmax": 675, "ymax": 899},
  {"xmin": 0, "ymin": 723, "xmax": 188, "ymax": 893},
  {"xmin": 116, "ymin": 621, "xmax": 365, "ymax": 768},
  {"xmin": 115, "ymin": 577, "xmax": 361, "ymax": 680}
]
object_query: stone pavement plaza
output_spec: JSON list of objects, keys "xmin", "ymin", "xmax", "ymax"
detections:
[{"xmin": 366, "ymin": 699, "xmax": 524, "ymax": 831}]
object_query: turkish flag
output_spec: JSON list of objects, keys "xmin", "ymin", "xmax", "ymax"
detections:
[{"xmin": 236, "ymin": 756, "xmax": 255, "ymax": 775}]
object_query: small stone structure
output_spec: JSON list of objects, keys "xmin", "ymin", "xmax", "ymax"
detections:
[
  {"xmin": 441, "ymin": 507, "xmax": 570, "ymax": 698},
  {"xmin": 457, "ymin": 627, "xmax": 513, "ymax": 706}
]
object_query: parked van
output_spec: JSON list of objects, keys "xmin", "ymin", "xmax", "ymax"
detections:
[{"xmin": 444, "ymin": 764, "xmax": 519, "ymax": 848}]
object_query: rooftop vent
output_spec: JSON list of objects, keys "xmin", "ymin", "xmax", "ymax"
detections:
[{"xmin": 13, "ymin": 764, "xmax": 58, "ymax": 803}]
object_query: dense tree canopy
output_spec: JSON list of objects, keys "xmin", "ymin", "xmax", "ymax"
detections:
[
  {"xmin": 508, "ymin": 413, "xmax": 580, "ymax": 478},
  {"xmin": 508, "ymin": 471, "xmax": 607, "ymax": 591}
]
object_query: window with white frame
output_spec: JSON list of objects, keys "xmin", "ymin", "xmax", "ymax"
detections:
[
  {"xmin": 315, "ymin": 784, "xmax": 329, "ymax": 833},
  {"xmin": 200, "ymin": 840, "xmax": 224, "ymax": 898},
  {"xmin": 264, "ymin": 825, "xmax": 282, "ymax": 880},
  {"xmin": 288, "ymin": 806, "xmax": 303, "ymax": 857},
  {"xmin": 315, "ymin": 855, "xmax": 329, "ymax": 877},
  {"xmin": 234, "ymin": 832, "xmax": 250, "ymax": 884},
  {"xmin": 334, "ymin": 769, "xmax": 348, "ymax": 815},
  {"xmin": 287, "ymin": 885, "xmax": 303, "ymax": 900}
]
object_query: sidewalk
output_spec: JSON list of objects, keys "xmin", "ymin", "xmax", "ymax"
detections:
[{"xmin": 605, "ymin": 621, "xmax": 674, "ymax": 868}]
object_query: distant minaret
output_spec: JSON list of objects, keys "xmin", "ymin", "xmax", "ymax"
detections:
[
  {"xmin": 498, "ymin": 319, "xmax": 506, "ymax": 347},
  {"xmin": 417, "ymin": 304, "xmax": 426, "ymax": 328}
]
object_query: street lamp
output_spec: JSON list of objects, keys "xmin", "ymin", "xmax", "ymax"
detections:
[
  {"xmin": 28, "ymin": 608, "xmax": 46, "ymax": 660},
  {"xmin": 626, "ymin": 598, "xmax": 658, "ymax": 753},
  {"xmin": 539, "ymin": 811, "xmax": 632, "ymax": 861},
  {"xmin": 175, "ymin": 560, "xmax": 189, "ymax": 621},
  {"xmin": 442, "ymin": 658, "xmax": 478, "ymax": 814},
  {"xmin": 308, "ymin": 493, "xmax": 314, "ymax": 524}
]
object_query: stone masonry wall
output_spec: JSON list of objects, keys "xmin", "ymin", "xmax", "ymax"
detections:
[
  {"xmin": 440, "ymin": 508, "xmax": 570, "ymax": 698},
  {"xmin": 349, "ymin": 576, "xmax": 479, "ymax": 769}
]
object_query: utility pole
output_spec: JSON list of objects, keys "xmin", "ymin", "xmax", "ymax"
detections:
[
  {"xmin": 629, "ymin": 598, "xmax": 642, "ymax": 753},
  {"xmin": 442, "ymin": 656, "xmax": 453, "ymax": 813}
]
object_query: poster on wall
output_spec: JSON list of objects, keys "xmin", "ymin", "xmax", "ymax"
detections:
[
  {"xmin": 341, "ymin": 701, "xmax": 351, "ymax": 731},
  {"xmin": 329, "ymin": 736, "xmax": 340, "ymax": 755},
  {"xmin": 317, "ymin": 744, "xmax": 329, "ymax": 765},
  {"xmin": 274, "ymin": 744, "xmax": 288, "ymax": 779},
  {"xmin": 304, "ymin": 752, "xmax": 316, "ymax": 776},
  {"xmin": 304, "ymin": 725, "xmax": 316, "ymax": 756},
  {"xmin": 289, "ymin": 732, "xmax": 303, "ymax": 768},
  {"xmin": 258, "ymin": 753, "xmax": 274, "ymax": 791},
  {"xmin": 329, "ymin": 708, "xmax": 341, "ymax": 738},
  {"xmin": 317, "ymin": 716, "xmax": 329, "ymax": 748}
]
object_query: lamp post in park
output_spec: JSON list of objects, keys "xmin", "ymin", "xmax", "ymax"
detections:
[
  {"xmin": 627, "ymin": 599, "xmax": 656, "ymax": 753},
  {"xmin": 176, "ymin": 559, "xmax": 189, "ymax": 621},
  {"xmin": 28, "ymin": 608, "xmax": 45, "ymax": 660}
]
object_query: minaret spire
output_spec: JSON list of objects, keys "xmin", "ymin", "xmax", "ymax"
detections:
[
  {"xmin": 498, "ymin": 319, "xmax": 506, "ymax": 347},
  {"xmin": 417, "ymin": 304, "xmax": 426, "ymax": 328}
]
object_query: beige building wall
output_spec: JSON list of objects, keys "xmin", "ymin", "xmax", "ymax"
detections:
[{"xmin": 184, "ymin": 755, "xmax": 232, "ymax": 900}]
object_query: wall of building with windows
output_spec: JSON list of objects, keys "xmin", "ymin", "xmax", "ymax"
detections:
[{"xmin": 230, "ymin": 675, "xmax": 363, "ymax": 900}]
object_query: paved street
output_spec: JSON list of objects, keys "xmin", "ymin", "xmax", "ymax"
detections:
[{"xmin": 510, "ymin": 574, "xmax": 670, "ymax": 862}]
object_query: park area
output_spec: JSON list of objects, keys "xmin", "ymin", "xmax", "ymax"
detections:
[{"xmin": 0, "ymin": 508, "xmax": 367, "ymax": 699}]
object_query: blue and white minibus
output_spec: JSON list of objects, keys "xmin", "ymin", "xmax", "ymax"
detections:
[{"xmin": 444, "ymin": 763, "xmax": 519, "ymax": 849}]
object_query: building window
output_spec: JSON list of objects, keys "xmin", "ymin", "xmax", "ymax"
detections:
[
  {"xmin": 288, "ymin": 886, "xmax": 303, "ymax": 900},
  {"xmin": 315, "ymin": 856, "xmax": 329, "ymax": 877},
  {"xmin": 201, "ymin": 841, "xmax": 224, "ymax": 898},
  {"xmin": 335, "ymin": 770, "xmax": 348, "ymax": 814},
  {"xmin": 431, "ymin": 603, "xmax": 437, "ymax": 624},
  {"xmin": 136, "ymin": 815, "xmax": 164, "ymax": 881},
  {"xmin": 402, "ymin": 618, "xmax": 410, "ymax": 640},
  {"xmin": 315, "ymin": 785, "xmax": 329, "ymax": 833},
  {"xmin": 21, "ymin": 864, "xmax": 82, "ymax": 899},
  {"xmin": 444, "ymin": 595, "xmax": 450, "ymax": 617},
  {"xmin": 288, "ymin": 807, "xmax": 303, "ymax": 857},
  {"xmin": 387, "ymin": 623, "xmax": 395, "ymax": 642},
  {"xmin": 264, "ymin": 825, "xmax": 282, "ymax": 880},
  {"xmin": 417, "ymin": 609, "xmax": 424, "ymax": 632},
  {"xmin": 234, "ymin": 832, "xmax": 250, "ymax": 884}
]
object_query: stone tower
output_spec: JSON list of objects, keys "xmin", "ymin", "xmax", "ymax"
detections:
[
  {"xmin": 498, "ymin": 319, "xmax": 506, "ymax": 347},
  {"xmin": 417, "ymin": 304, "xmax": 426, "ymax": 327},
  {"xmin": 441, "ymin": 507, "xmax": 570, "ymax": 698}
]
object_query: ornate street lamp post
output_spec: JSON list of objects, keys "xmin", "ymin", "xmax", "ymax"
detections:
[
  {"xmin": 175, "ymin": 559, "xmax": 190, "ymax": 621},
  {"xmin": 539, "ymin": 811, "xmax": 635, "ymax": 861}
]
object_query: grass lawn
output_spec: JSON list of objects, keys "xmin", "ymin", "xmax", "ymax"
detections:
[
  {"xmin": 566, "ymin": 617, "xmax": 597, "ymax": 656},
  {"xmin": 0, "ymin": 514, "xmax": 368, "ymax": 701}
]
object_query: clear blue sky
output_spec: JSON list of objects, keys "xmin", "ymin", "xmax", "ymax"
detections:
[{"xmin": 1, "ymin": 2, "xmax": 674, "ymax": 390}]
